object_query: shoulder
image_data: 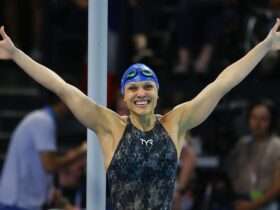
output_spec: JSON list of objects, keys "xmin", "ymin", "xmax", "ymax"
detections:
[
  {"xmin": 269, "ymin": 135, "xmax": 280, "ymax": 149},
  {"xmin": 159, "ymin": 110, "xmax": 182, "ymax": 135},
  {"xmin": 99, "ymin": 114, "xmax": 128, "ymax": 139},
  {"xmin": 159, "ymin": 104, "xmax": 190, "ymax": 127},
  {"xmin": 22, "ymin": 109, "xmax": 53, "ymax": 125},
  {"xmin": 158, "ymin": 113, "xmax": 173, "ymax": 130},
  {"xmin": 117, "ymin": 115, "xmax": 129, "ymax": 128},
  {"xmin": 266, "ymin": 135, "xmax": 280, "ymax": 161},
  {"xmin": 35, "ymin": 109, "xmax": 55, "ymax": 124},
  {"xmin": 159, "ymin": 109, "xmax": 176, "ymax": 122},
  {"xmin": 12, "ymin": 110, "xmax": 55, "ymax": 140},
  {"xmin": 271, "ymin": 135, "xmax": 280, "ymax": 142}
]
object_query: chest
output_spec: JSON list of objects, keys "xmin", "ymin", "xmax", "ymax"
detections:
[{"xmin": 108, "ymin": 130, "xmax": 177, "ymax": 180}]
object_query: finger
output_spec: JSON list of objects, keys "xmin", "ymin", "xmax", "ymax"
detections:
[
  {"xmin": 272, "ymin": 18, "xmax": 280, "ymax": 32},
  {"xmin": 0, "ymin": 26, "xmax": 7, "ymax": 38}
]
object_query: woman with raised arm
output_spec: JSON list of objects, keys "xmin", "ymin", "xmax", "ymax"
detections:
[{"xmin": 0, "ymin": 19, "xmax": 280, "ymax": 210}]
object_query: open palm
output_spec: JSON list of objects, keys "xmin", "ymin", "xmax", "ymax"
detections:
[{"xmin": 0, "ymin": 26, "xmax": 16, "ymax": 60}]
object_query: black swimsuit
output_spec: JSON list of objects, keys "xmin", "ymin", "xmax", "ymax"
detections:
[{"xmin": 107, "ymin": 118, "xmax": 178, "ymax": 210}]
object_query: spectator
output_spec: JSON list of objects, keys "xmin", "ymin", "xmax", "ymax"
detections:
[
  {"xmin": 227, "ymin": 100, "xmax": 280, "ymax": 210},
  {"xmin": 53, "ymin": 152, "xmax": 86, "ymax": 210},
  {"xmin": 0, "ymin": 93, "xmax": 86, "ymax": 210}
]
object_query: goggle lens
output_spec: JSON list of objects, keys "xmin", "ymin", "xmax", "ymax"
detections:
[
  {"xmin": 126, "ymin": 68, "xmax": 154, "ymax": 80},
  {"xmin": 141, "ymin": 69, "xmax": 153, "ymax": 77},
  {"xmin": 126, "ymin": 69, "xmax": 137, "ymax": 79}
]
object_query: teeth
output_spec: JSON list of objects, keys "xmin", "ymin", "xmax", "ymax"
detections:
[{"xmin": 135, "ymin": 101, "xmax": 148, "ymax": 105}]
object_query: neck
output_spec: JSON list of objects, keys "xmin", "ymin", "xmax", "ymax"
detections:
[
  {"xmin": 129, "ymin": 113, "xmax": 156, "ymax": 132},
  {"xmin": 51, "ymin": 103, "xmax": 65, "ymax": 118}
]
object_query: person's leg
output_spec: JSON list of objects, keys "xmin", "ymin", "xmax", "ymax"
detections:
[
  {"xmin": 129, "ymin": 0, "xmax": 154, "ymax": 62},
  {"xmin": 29, "ymin": 0, "xmax": 43, "ymax": 60},
  {"xmin": 194, "ymin": 44, "xmax": 213, "ymax": 74},
  {"xmin": 173, "ymin": 0, "xmax": 198, "ymax": 74},
  {"xmin": 194, "ymin": 2, "xmax": 224, "ymax": 75}
]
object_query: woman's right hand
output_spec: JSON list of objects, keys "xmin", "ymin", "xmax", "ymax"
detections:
[{"xmin": 0, "ymin": 26, "xmax": 17, "ymax": 60}]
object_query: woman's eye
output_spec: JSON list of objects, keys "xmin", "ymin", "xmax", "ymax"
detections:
[
  {"xmin": 144, "ymin": 85, "xmax": 153, "ymax": 90},
  {"xmin": 128, "ymin": 86, "xmax": 137, "ymax": 91}
]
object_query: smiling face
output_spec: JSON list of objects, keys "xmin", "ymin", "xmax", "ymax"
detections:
[{"xmin": 123, "ymin": 81, "xmax": 158, "ymax": 116}]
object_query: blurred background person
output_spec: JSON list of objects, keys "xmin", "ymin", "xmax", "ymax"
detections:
[
  {"xmin": 0, "ymin": 92, "xmax": 86, "ymax": 210},
  {"xmin": 226, "ymin": 100, "xmax": 280, "ymax": 210},
  {"xmin": 51, "ymin": 152, "xmax": 86, "ymax": 210}
]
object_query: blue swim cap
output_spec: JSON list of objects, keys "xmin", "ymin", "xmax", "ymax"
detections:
[{"xmin": 120, "ymin": 63, "xmax": 159, "ymax": 94}]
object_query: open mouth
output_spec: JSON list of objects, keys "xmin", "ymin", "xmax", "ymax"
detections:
[{"xmin": 134, "ymin": 99, "xmax": 151, "ymax": 106}]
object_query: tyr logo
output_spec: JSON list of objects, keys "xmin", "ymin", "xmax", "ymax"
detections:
[{"xmin": 140, "ymin": 138, "xmax": 153, "ymax": 147}]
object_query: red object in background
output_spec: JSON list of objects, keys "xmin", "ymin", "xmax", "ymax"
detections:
[{"xmin": 81, "ymin": 64, "xmax": 119, "ymax": 108}]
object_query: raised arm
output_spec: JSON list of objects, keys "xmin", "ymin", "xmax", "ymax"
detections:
[
  {"xmin": 0, "ymin": 26, "xmax": 122, "ymax": 134},
  {"xmin": 168, "ymin": 19, "xmax": 280, "ymax": 134}
]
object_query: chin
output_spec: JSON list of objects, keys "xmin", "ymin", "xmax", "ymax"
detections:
[
  {"xmin": 134, "ymin": 111, "xmax": 149, "ymax": 116},
  {"xmin": 133, "ymin": 108, "xmax": 153, "ymax": 116}
]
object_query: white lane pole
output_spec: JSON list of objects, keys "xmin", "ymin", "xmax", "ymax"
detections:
[{"xmin": 87, "ymin": 0, "xmax": 108, "ymax": 209}]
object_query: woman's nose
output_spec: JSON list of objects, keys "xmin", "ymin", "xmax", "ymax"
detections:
[{"xmin": 136, "ymin": 88, "xmax": 146, "ymax": 96}]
